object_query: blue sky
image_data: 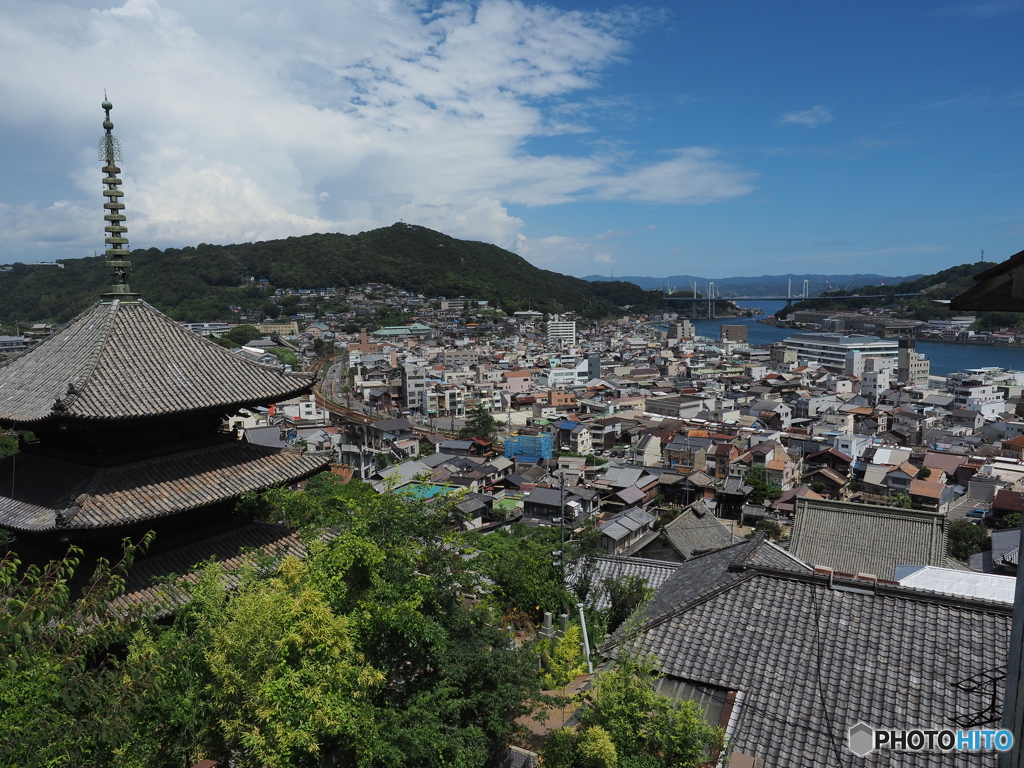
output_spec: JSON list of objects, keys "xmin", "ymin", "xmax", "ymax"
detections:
[{"xmin": 0, "ymin": 0, "xmax": 1021, "ymax": 278}]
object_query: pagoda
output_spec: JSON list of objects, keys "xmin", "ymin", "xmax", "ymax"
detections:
[{"xmin": 0, "ymin": 99, "xmax": 330, "ymax": 564}]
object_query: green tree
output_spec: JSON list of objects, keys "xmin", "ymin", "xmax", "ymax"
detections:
[
  {"xmin": 891, "ymin": 493, "xmax": 912, "ymax": 509},
  {"xmin": 603, "ymin": 575, "xmax": 653, "ymax": 633},
  {"xmin": 0, "ymin": 432, "xmax": 19, "ymax": 459},
  {"xmin": 578, "ymin": 725, "xmax": 618, "ymax": 768},
  {"xmin": 948, "ymin": 518, "xmax": 991, "ymax": 561},
  {"xmin": 0, "ymin": 535, "xmax": 156, "ymax": 765},
  {"xmin": 459, "ymin": 404, "xmax": 497, "ymax": 440},
  {"xmin": 745, "ymin": 464, "xmax": 782, "ymax": 504},
  {"xmin": 917, "ymin": 466, "xmax": 932, "ymax": 480},
  {"xmin": 540, "ymin": 623, "xmax": 588, "ymax": 690},
  {"xmin": 268, "ymin": 347, "xmax": 299, "ymax": 368},
  {"xmin": 1004, "ymin": 513, "xmax": 1022, "ymax": 529},
  {"xmin": 542, "ymin": 654, "xmax": 721, "ymax": 768},
  {"xmin": 223, "ymin": 324, "xmax": 264, "ymax": 345},
  {"xmin": 754, "ymin": 519, "xmax": 783, "ymax": 541},
  {"xmin": 1, "ymin": 479, "xmax": 542, "ymax": 767}
]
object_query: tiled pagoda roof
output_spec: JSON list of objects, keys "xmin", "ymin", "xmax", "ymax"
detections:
[
  {"xmin": 0, "ymin": 300, "xmax": 313, "ymax": 425},
  {"xmin": 0, "ymin": 442, "xmax": 329, "ymax": 532}
]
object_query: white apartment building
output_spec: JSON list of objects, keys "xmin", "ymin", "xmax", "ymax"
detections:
[
  {"xmin": 541, "ymin": 358, "xmax": 591, "ymax": 388},
  {"xmin": 858, "ymin": 357, "xmax": 895, "ymax": 403},
  {"xmin": 546, "ymin": 315, "xmax": 577, "ymax": 346},
  {"xmin": 402, "ymin": 363, "xmax": 428, "ymax": 414},
  {"xmin": 783, "ymin": 333, "xmax": 898, "ymax": 372},
  {"xmin": 949, "ymin": 376, "xmax": 1006, "ymax": 419}
]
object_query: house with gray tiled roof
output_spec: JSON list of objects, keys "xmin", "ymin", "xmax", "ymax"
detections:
[
  {"xmin": 608, "ymin": 536, "xmax": 1012, "ymax": 767},
  {"xmin": 577, "ymin": 555, "xmax": 679, "ymax": 611},
  {"xmin": 970, "ymin": 527, "xmax": 1021, "ymax": 575},
  {"xmin": 633, "ymin": 500, "xmax": 740, "ymax": 563},
  {"xmin": 788, "ymin": 497, "xmax": 951, "ymax": 580}
]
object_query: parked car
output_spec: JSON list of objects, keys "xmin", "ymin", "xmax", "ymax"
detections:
[{"xmin": 966, "ymin": 509, "xmax": 991, "ymax": 520}]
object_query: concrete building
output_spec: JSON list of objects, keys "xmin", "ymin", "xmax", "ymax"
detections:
[
  {"xmin": 402, "ymin": 363, "xmax": 428, "ymax": 413},
  {"xmin": 858, "ymin": 357, "xmax": 895, "ymax": 403},
  {"xmin": 441, "ymin": 347, "xmax": 479, "ymax": 367},
  {"xmin": 668, "ymin": 320, "xmax": 695, "ymax": 340},
  {"xmin": 546, "ymin": 315, "xmax": 577, "ymax": 346},
  {"xmin": 769, "ymin": 342, "xmax": 798, "ymax": 368},
  {"xmin": 897, "ymin": 339, "xmax": 930, "ymax": 388},
  {"xmin": 950, "ymin": 376, "xmax": 1006, "ymax": 419},
  {"xmin": 720, "ymin": 325, "xmax": 748, "ymax": 343},
  {"xmin": 782, "ymin": 333, "xmax": 898, "ymax": 372}
]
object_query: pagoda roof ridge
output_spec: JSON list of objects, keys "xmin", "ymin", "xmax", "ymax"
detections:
[{"xmin": 0, "ymin": 300, "xmax": 313, "ymax": 425}]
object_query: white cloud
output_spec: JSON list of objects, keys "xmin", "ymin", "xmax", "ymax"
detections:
[
  {"xmin": 776, "ymin": 105, "xmax": 834, "ymax": 128},
  {"xmin": 0, "ymin": 0, "xmax": 755, "ymax": 263}
]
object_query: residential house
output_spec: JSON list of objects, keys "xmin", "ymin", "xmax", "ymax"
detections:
[
  {"xmin": 597, "ymin": 507, "xmax": 658, "ymax": 555},
  {"xmin": 634, "ymin": 500, "xmax": 740, "ymax": 563},
  {"xmin": 788, "ymin": 497, "xmax": 951, "ymax": 580},
  {"xmin": 635, "ymin": 433, "xmax": 662, "ymax": 466},
  {"xmin": 606, "ymin": 536, "xmax": 1012, "ymax": 768}
]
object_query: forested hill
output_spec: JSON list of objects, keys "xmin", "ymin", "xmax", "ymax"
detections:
[
  {"xmin": 0, "ymin": 224, "xmax": 669, "ymax": 323},
  {"xmin": 781, "ymin": 261, "xmax": 1003, "ymax": 324}
]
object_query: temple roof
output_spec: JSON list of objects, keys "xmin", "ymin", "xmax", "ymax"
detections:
[
  {"xmin": 0, "ymin": 442, "xmax": 329, "ymax": 532},
  {"xmin": 0, "ymin": 300, "xmax": 313, "ymax": 425}
]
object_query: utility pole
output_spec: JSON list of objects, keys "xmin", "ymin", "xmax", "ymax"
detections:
[{"xmin": 559, "ymin": 470, "xmax": 566, "ymax": 584}]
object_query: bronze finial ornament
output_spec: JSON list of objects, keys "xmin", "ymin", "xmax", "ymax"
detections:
[{"xmin": 98, "ymin": 95, "xmax": 139, "ymax": 302}]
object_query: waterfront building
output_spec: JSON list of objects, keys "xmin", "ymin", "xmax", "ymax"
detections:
[
  {"xmin": 897, "ymin": 338, "xmax": 931, "ymax": 388},
  {"xmin": 782, "ymin": 333, "xmax": 898, "ymax": 372},
  {"xmin": 720, "ymin": 324, "xmax": 748, "ymax": 343},
  {"xmin": 949, "ymin": 375, "xmax": 1006, "ymax": 419}
]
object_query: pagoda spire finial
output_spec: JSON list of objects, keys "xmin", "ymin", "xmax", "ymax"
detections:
[{"xmin": 98, "ymin": 96, "xmax": 139, "ymax": 302}]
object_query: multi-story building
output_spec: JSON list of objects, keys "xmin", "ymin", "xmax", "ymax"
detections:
[
  {"xmin": 541, "ymin": 358, "xmax": 590, "ymax": 388},
  {"xmin": 441, "ymin": 347, "xmax": 479, "ymax": 367},
  {"xmin": 546, "ymin": 315, "xmax": 577, "ymax": 346},
  {"xmin": 402, "ymin": 363, "xmax": 428, "ymax": 413},
  {"xmin": 949, "ymin": 376, "xmax": 1006, "ymax": 419},
  {"xmin": 769, "ymin": 342, "xmax": 798, "ymax": 368},
  {"xmin": 782, "ymin": 333, "xmax": 898, "ymax": 372},
  {"xmin": 858, "ymin": 357, "xmax": 894, "ymax": 403},
  {"xmin": 667, "ymin": 320, "xmax": 695, "ymax": 341},
  {"xmin": 0, "ymin": 335, "xmax": 29, "ymax": 355},
  {"xmin": 897, "ymin": 339, "xmax": 930, "ymax": 388},
  {"xmin": 720, "ymin": 325, "xmax": 748, "ymax": 343}
]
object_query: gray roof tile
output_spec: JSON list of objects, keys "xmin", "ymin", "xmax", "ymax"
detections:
[
  {"xmin": 788, "ymin": 498, "xmax": 947, "ymax": 581},
  {"xmin": 0, "ymin": 301, "xmax": 313, "ymax": 425},
  {"xmin": 661, "ymin": 502, "xmax": 741, "ymax": 559},
  {"xmin": 610, "ymin": 540, "xmax": 1012, "ymax": 768},
  {"xmin": 0, "ymin": 443, "xmax": 329, "ymax": 532}
]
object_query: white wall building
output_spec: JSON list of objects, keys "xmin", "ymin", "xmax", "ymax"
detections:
[
  {"xmin": 546, "ymin": 315, "xmax": 577, "ymax": 347},
  {"xmin": 782, "ymin": 333, "xmax": 898, "ymax": 372}
]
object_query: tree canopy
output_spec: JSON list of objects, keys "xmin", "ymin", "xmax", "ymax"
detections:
[
  {"xmin": 459, "ymin": 405, "xmax": 498, "ymax": 441},
  {"xmin": 948, "ymin": 518, "xmax": 991, "ymax": 561},
  {"xmin": 0, "ymin": 478, "xmax": 539, "ymax": 766},
  {"xmin": 1, "ymin": 475, "xmax": 721, "ymax": 766}
]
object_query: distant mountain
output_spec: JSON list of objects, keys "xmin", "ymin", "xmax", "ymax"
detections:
[
  {"xmin": 0, "ymin": 224, "xmax": 672, "ymax": 324},
  {"xmin": 582, "ymin": 273, "xmax": 923, "ymax": 297}
]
